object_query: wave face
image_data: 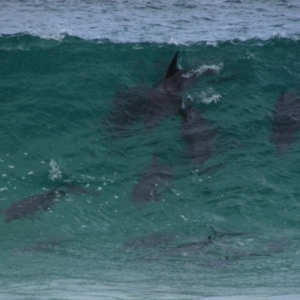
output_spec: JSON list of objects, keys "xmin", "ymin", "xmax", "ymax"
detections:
[{"xmin": 1, "ymin": 35, "xmax": 300, "ymax": 299}]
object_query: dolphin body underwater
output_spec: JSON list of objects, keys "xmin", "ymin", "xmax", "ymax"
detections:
[
  {"xmin": 2, "ymin": 187, "xmax": 66, "ymax": 223},
  {"xmin": 105, "ymin": 51, "xmax": 197, "ymax": 134},
  {"xmin": 0, "ymin": 183, "xmax": 99, "ymax": 223},
  {"xmin": 271, "ymin": 91, "xmax": 300, "ymax": 155},
  {"xmin": 142, "ymin": 51, "xmax": 197, "ymax": 129},
  {"xmin": 131, "ymin": 156, "xmax": 173, "ymax": 206},
  {"xmin": 1, "ymin": 183, "xmax": 96, "ymax": 223},
  {"xmin": 181, "ymin": 106, "xmax": 216, "ymax": 165},
  {"xmin": 104, "ymin": 86, "xmax": 149, "ymax": 134}
]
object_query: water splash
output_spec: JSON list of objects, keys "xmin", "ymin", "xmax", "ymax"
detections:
[{"xmin": 49, "ymin": 159, "xmax": 62, "ymax": 181}]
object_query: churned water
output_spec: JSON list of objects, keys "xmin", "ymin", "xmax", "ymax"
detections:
[{"xmin": 1, "ymin": 1, "xmax": 300, "ymax": 299}]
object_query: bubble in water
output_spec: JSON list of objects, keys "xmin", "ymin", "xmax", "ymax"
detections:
[{"xmin": 49, "ymin": 159, "xmax": 62, "ymax": 181}]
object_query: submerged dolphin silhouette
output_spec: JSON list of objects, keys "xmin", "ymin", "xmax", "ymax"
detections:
[
  {"xmin": 143, "ymin": 51, "xmax": 196, "ymax": 129},
  {"xmin": 181, "ymin": 107, "xmax": 216, "ymax": 165},
  {"xmin": 174, "ymin": 236, "xmax": 213, "ymax": 253},
  {"xmin": 271, "ymin": 91, "xmax": 300, "ymax": 155},
  {"xmin": 2, "ymin": 187, "xmax": 66, "ymax": 223},
  {"xmin": 156, "ymin": 51, "xmax": 196, "ymax": 95},
  {"xmin": 124, "ymin": 232, "xmax": 175, "ymax": 250},
  {"xmin": 104, "ymin": 86, "xmax": 149, "ymax": 135},
  {"xmin": 131, "ymin": 156, "xmax": 173, "ymax": 206},
  {"xmin": 105, "ymin": 51, "xmax": 196, "ymax": 133},
  {"xmin": 64, "ymin": 183, "xmax": 100, "ymax": 196}
]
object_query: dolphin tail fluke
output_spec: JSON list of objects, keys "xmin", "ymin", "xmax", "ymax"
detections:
[{"xmin": 165, "ymin": 51, "xmax": 180, "ymax": 79}]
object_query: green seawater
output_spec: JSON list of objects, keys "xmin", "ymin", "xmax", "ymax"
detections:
[{"xmin": 0, "ymin": 34, "xmax": 300, "ymax": 299}]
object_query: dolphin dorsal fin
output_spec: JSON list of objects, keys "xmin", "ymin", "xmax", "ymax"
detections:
[{"xmin": 165, "ymin": 51, "xmax": 180, "ymax": 79}]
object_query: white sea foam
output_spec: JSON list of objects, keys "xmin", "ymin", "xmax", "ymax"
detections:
[
  {"xmin": 200, "ymin": 88, "xmax": 222, "ymax": 104},
  {"xmin": 49, "ymin": 159, "xmax": 62, "ymax": 181},
  {"xmin": 196, "ymin": 63, "xmax": 223, "ymax": 76},
  {"xmin": 185, "ymin": 87, "xmax": 221, "ymax": 105}
]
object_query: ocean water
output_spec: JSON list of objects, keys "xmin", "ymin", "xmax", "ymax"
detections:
[{"xmin": 1, "ymin": 1, "xmax": 300, "ymax": 299}]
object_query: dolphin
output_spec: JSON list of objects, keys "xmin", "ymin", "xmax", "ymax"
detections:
[
  {"xmin": 105, "ymin": 51, "xmax": 197, "ymax": 133},
  {"xmin": 130, "ymin": 235, "xmax": 214, "ymax": 262},
  {"xmin": 155, "ymin": 51, "xmax": 196, "ymax": 95},
  {"xmin": 131, "ymin": 156, "xmax": 173, "ymax": 206},
  {"xmin": 181, "ymin": 107, "xmax": 216, "ymax": 165},
  {"xmin": 174, "ymin": 235, "xmax": 213, "ymax": 253},
  {"xmin": 143, "ymin": 51, "xmax": 197, "ymax": 129},
  {"xmin": 271, "ymin": 91, "xmax": 300, "ymax": 155},
  {"xmin": 124, "ymin": 232, "xmax": 175, "ymax": 250},
  {"xmin": 64, "ymin": 183, "xmax": 100, "ymax": 196},
  {"xmin": 104, "ymin": 86, "xmax": 149, "ymax": 135},
  {"xmin": 2, "ymin": 187, "xmax": 66, "ymax": 223}
]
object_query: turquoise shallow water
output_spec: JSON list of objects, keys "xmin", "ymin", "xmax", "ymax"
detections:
[{"xmin": 1, "ymin": 34, "xmax": 300, "ymax": 299}]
